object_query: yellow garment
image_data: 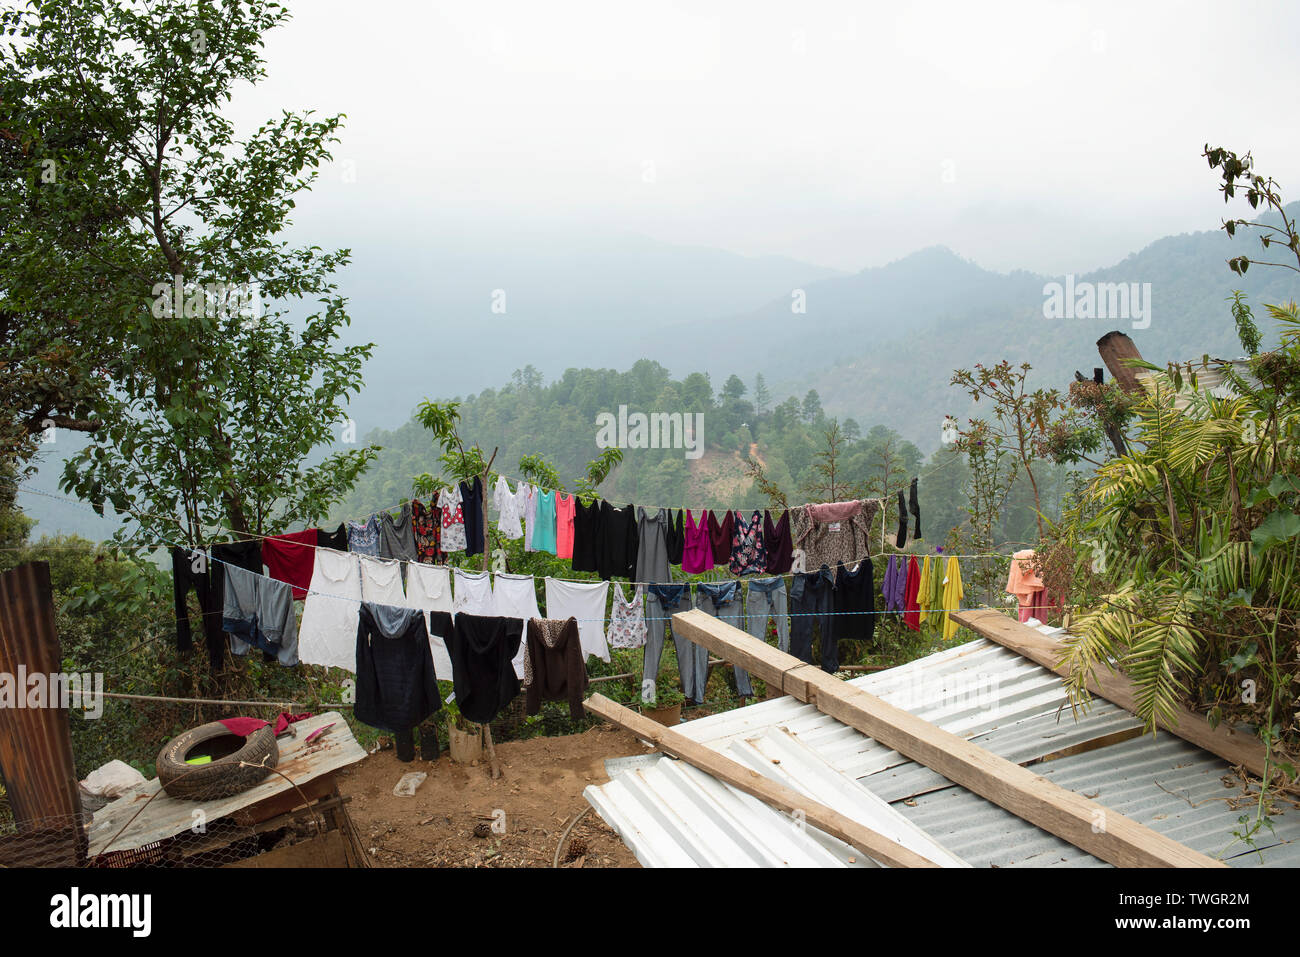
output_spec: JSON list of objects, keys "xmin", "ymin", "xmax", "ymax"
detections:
[
  {"xmin": 927, "ymin": 557, "xmax": 946, "ymax": 629},
  {"xmin": 940, "ymin": 557, "xmax": 964, "ymax": 640},
  {"xmin": 916, "ymin": 558, "xmax": 932, "ymax": 625}
]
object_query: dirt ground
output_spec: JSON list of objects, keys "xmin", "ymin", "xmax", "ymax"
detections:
[{"xmin": 339, "ymin": 724, "xmax": 647, "ymax": 867}]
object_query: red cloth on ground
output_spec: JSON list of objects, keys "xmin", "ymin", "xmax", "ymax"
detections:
[
  {"xmin": 902, "ymin": 556, "xmax": 922, "ymax": 631},
  {"xmin": 218, "ymin": 712, "xmax": 313, "ymax": 738},
  {"xmin": 261, "ymin": 529, "xmax": 318, "ymax": 600},
  {"xmin": 272, "ymin": 712, "xmax": 313, "ymax": 736},
  {"xmin": 219, "ymin": 717, "xmax": 268, "ymax": 737}
]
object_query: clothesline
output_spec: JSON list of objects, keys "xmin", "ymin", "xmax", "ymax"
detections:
[
  {"xmin": 197, "ymin": 548, "xmax": 970, "ymax": 618},
  {"xmin": 14, "ymin": 479, "xmax": 1011, "ymax": 585}
]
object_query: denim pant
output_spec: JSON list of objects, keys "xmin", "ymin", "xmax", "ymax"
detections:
[
  {"xmin": 789, "ymin": 568, "xmax": 837, "ymax": 673},
  {"xmin": 695, "ymin": 581, "xmax": 752, "ymax": 697},
  {"xmin": 745, "ymin": 577, "xmax": 789, "ymax": 654},
  {"xmin": 644, "ymin": 585, "xmax": 707, "ymax": 704}
]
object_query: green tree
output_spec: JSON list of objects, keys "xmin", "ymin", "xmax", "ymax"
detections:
[
  {"xmin": 801, "ymin": 389, "xmax": 823, "ymax": 424},
  {"xmin": 0, "ymin": 0, "xmax": 378, "ymax": 547},
  {"xmin": 753, "ymin": 373, "xmax": 771, "ymax": 414}
]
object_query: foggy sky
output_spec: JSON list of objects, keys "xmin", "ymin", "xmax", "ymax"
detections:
[{"xmin": 228, "ymin": 0, "xmax": 1300, "ymax": 275}]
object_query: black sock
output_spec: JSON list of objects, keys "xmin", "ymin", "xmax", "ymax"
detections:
[
  {"xmin": 909, "ymin": 478, "xmax": 921, "ymax": 540},
  {"xmin": 395, "ymin": 729, "xmax": 415, "ymax": 763},
  {"xmin": 419, "ymin": 722, "xmax": 440, "ymax": 761},
  {"xmin": 895, "ymin": 490, "xmax": 908, "ymax": 548}
]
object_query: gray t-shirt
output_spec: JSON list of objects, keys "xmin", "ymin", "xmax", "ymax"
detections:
[
  {"xmin": 635, "ymin": 507, "xmax": 671, "ymax": 585},
  {"xmin": 378, "ymin": 502, "xmax": 419, "ymax": 563}
]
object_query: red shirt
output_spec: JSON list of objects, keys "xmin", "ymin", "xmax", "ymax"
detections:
[
  {"xmin": 262, "ymin": 529, "xmax": 318, "ymax": 600},
  {"xmin": 902, "ymin": 556, "xmax": 922, "ymax": 632}
]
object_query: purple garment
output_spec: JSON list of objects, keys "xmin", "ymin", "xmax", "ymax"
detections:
[{"xmin": 883, "ymin": 556, "xmax": 907, "ymax": 612}]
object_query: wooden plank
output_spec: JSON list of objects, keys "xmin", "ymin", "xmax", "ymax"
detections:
[
  {"xmin": 223, "ymin": 829, "xmax": 350, "ymax": 868},
  {"xmin": 952, "ymin": 608, "xmax": 1272, "ymax": 779},
  {"xmin": 671, "ymin": 608, "xmax": 1226, "ymax": 868},
  {"xmin": 583, "ymin": 693, "xmax": 940, "ymax": 868}
]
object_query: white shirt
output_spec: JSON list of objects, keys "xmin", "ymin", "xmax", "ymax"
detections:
[
  {"xmin": 359, "ymin": 555, "xmax": 405, "ymax": 606},
  {"xmin": 493, "ymin": 476, "xmax": 524, "ymax": 539},
  {"xmin": 494, "ymin": 573, "xmax": 541, "ymax": 678},
  {"xmin": 298, "ymin": 549, "xmax": 363, "ymax": 672},
  {"xmin": 452, "ymin": 568, "xmax": 495, "ymax": 616},
  {"xmin": 544, "ymin": 577, "xmax": 610, "ymax": 663},
  {"xmin": 402, "ymin": 564, "xmax": 454, "ymax": 681}
]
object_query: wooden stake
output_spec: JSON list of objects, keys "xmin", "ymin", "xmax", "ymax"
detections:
[{"xmin": 479, "ymin": 450, "xmax": 503, "ymax": 780}]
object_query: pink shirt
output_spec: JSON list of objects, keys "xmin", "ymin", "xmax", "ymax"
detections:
[
  {"xmin": 681, "ymin": 509, "xmax": 715, "ymax": 575},
  {"xmin": 555, "ymin": 493, "xmax": 576, "ymax": 560}
]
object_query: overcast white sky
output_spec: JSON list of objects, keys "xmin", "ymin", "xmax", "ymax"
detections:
[{"xmin": 233, "ymin": 0, "xmax": 1300, "ymax": 275}]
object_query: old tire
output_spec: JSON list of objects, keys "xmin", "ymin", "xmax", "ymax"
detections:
[{"xmin": 156, "ymin": 721, "xmax": 279, "ymax": 801}]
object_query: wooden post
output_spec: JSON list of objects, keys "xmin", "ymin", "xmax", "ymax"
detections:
[
  {"xmin": 670, "ymin": 608, "xmax": 1226, "ymax": 868},
  {"xmin": 584, "ymin": 693, "xmax": 940, "ymax": 867},
  {"xmin": 478, "ymin": 449, "xmax": 503, "ymax": 780},
  {"xmin": 1096, "ymin": 331, "xmax": 1147, "ymax": 394}
]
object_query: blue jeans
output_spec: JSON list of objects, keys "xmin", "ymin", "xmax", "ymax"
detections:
[
  {"xmin": 745, "ymin": 577, "xmax": 789, "ymax": 654},
  {"xmin": 789, "ymin": 568, "xmax": 837, "ymax": 672},
  {"xmin": 695, "ymin": 581, "xmax": 752, "ymax": 697},
  {"xmin": 644, "ymin": 584, "xmax": 707, "ymax": 704}
]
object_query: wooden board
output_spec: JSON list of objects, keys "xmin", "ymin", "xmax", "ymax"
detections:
[
  {"xmin": 671, "ymin": 608, "xmax": 1226, "ymax": 868},
  {"xmin": 223, "ymin": 829, "xmax": 350, "ymax": 868},
  {"xmin": 88, "ymin": 712, "xmax": 366, "ymax": 856},
  {"xmin": 584, "ymin": 693, "xmax": 940, "ymax": 868},
  {"xmin": 951, "ymin": 608, "xmax": 1272, "ymax": 779}
]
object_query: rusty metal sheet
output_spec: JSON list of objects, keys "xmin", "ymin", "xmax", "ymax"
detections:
[{"xmin": 0, "ymin": 561, "xmax": 86, "ymax": 865}]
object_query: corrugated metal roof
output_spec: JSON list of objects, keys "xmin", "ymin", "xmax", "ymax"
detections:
[{"xmin": 587, "ymin": 627, "xmax": 1300, "ymax": 867}]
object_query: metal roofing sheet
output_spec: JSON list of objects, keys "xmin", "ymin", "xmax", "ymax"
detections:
[{"xmin": 587, "ymin": 626, "xmax": 1300, "ymax": 867}]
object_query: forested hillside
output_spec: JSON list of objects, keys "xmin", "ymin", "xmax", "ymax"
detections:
[{"xmin": 331, "ymin": 359, "xmax": 1079, "ymax": 556}]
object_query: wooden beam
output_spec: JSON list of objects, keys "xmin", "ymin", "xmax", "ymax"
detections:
[
  {"xmin": 671, "ymin": 608, "xmax": 1225, "ymax": 868},
  {"xmin": 952, "ymin": 608, "xmax": 1272, "ymax": 779},
  {"xmin": 583, "ymin": 693, "xmax": 939, "ymax": 867}
]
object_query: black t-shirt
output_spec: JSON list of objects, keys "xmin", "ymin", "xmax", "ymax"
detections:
[
  {"xmin": 666, "ymin": 509, "xmax": 685, "ymax": 566},
  {"xmin": 462, "ymin": 477, "xmax": 485, "ymax": 556},
  {"xmin": 598, "ymin": 502, "xmax": 639, "ymax": 580},
  {"xmin": 316, "ymin": 524, "xmax": 349, "ymax": 551},
  {"xmin": 571, "ymin": 498, "xmax": 602, "ymax": 573},
  {"xmin": 354, "ymin": 603, "xmax": 440, "ymax": 733},
  {"xmin": 445, "ymin": 613, "xmax": 523, "ymax": 723},
  {"xmin": 832, "ymin": 560, "xmax": 876, "ymax": 644}
]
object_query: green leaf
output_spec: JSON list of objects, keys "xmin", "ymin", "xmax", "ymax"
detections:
[{"xmin": 1250, "ymin": 509, "xmax": 1300, "ymax": 555}]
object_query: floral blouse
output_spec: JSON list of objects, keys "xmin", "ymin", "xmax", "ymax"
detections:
[
  {"xmin": 607, "ymin": 583, "xmax": 648, "ymax": 649},
  {"xmin": 411, "ymin": 498, "xmax": 444, "ymax": 564},
  {"xmin": 729, "ymin": 510, "xmax": 767, "ymax": 576}
]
